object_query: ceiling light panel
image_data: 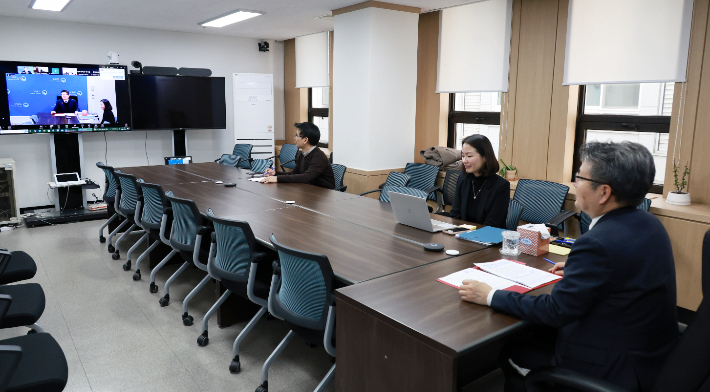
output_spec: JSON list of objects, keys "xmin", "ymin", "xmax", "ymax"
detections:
[
  {"xmin": 200, "ymin": 10, "xmax": 261, "ymax": 27},
  {"xmin": 30, "ymin": 0, "xmax": 72, "ymax": 12}
]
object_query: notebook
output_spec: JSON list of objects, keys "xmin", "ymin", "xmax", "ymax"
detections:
[
  {"xmin": 437, "ymin": 259, "xmax": 561, "ymax": 294},
  {"xmin": 455, "ymin": 226, "xmax": 506, "ymax": 245}
]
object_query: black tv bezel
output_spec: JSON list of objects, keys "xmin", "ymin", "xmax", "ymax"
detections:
[
  {"xmin": 128, "ymin": 74, "xmax": 227, "ymax": 131},
  {"xmin": 0, "ymin": 60, "xmax": 132, "ymax": 135}
]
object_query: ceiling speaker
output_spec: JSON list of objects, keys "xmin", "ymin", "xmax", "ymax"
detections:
[
  {"xmin": 142, "ymin": 66, "xmax": 179, "ymax": 76},
  {"xmin": 178, "ymin": 67, "xmax": 212, "ymax": 77}
]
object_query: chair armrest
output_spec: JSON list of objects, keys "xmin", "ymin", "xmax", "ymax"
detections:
[
  {"xmin": 0, "ymin": 345, "xmax": 22, "ymax": 392},
  {"xmin": 272, "ymin": 260, "xmax": 281, "ymax": 276},
  {"xmin": 524, "ymin": 366, "xmax": 629, "ymax": 392},
  {"xmin": 335, "ymin": 185, "xmax": 347, "ymax": 193},
  {"xmin": 679, "ymin": 321, "xmax": 687, "ymax": 335},
  {"xmin": 197, "ymin": 226, "xmax": 213, "ymax": 236},
  {"xmin": 358, "ymin": 189, "xmax": 382, "ymax": 197},
  {"xmin": 546, "ymin": 210, "xmax": 577, "ymax": 227},
  {"xmin": 378, "ymin": 182, "xmax": 386, "ymax": 190},
  {"xmin": 163, "ymin": 206, "xmax": 173, "ymax": 216},
  {"xmin": 425, "ymin": 185, "xmax": 442, "ymax": 195}
]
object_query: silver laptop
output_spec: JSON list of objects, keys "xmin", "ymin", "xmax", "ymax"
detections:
[
  {"xmin": 54, "ymin": 172, "xmax": 83, "ymax": 186},
  {"xmin": 389, "ymin": 191, "xmax": 458, "ymax": 233}
]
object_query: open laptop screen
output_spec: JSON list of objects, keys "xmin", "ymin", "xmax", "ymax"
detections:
[{"xmin": 56, "ymin": 173, "xmax": 79, "ymax": 182}]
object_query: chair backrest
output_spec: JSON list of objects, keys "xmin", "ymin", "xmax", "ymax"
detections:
[
  {"xmin": 232, "ymin": 144, "xmax": 253, "ymax": 169},
  {"xmin": 136, "ymin": 182, "xmax": 168, "ymax": 230},
  {"xmin": 218, "ymin": 154, "xmax": 240, "ymax": 167},
  {"xmin": 250, "ymin": 159, "xmax": 273, "ymax": 174},
  {"xmin": 332, "ymin": 164, "xmax": 347, "ymax": 190},
  {"xmin": 384, "ymin": 172, "xmax": 412, "ymax": 188},
  {"xmin": 96, "ymin": 162, "xmax": 118, "ymax": 201},
  {"xmin": 442, "ymin": 170, "xmax": 462, "ymax": 208},
  {"xmin": 506, "ymin": 199, "xmax": 525, "ymax": 231},
  {"xmin": 404, "ymin": 163, "xmax": 440, "ymax": 199},
  {"xmin": 114, "ymin": 172, "xmax": 141, "ymax": 214},
  {"xmin": 164, "ymin": 191, "xmax": 203, "ymax": 252},
  {"xmin": 513, "ymin": 179, "xmax": 569, "ymax": 225},
  {"xmin": 380, "ymin": 186, "xmax": 428, "ymax": 203},
  {"xmin": 279, "ymin": 144, "xmax": 298, "ymax": 170},
  {"xmin": 204, "ymin": 209, "xmax": 256, "ymax": 283},
  {"xmin": 269, "ymin": 234, "xmax": 335, "ymax": 331},
  {"xmin": 579, "ymin": 198, "xmax": 652, "ymax": 235}
]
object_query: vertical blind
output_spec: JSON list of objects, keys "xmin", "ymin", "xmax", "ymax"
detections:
[
  {"xmin": 436, "ymin": 0, "xmax": 513, "ymax": 93},
  {"xmin": 296, "ymin": 31, "xmax": 330, "ymax": 88},
  {"xmin": 564, "ymin": 0, "xmax": 693, "ymax": 85}
]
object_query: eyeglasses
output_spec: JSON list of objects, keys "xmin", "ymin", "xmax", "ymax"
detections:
[{"xmin": 574, "ymin": 174, "xmax": 608, "ymax": 185}]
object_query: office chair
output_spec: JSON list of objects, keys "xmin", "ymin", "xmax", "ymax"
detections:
[
  {"xmin": 524, "ymin": 227, "xmax": 710, "ymax": 392},
  {"xmin": 332, "ymin": 164, "xmax": 347, "ymax": 192},
  {"xmin": 0, "ymin": 249, "xmax": 45, "ymax": 335},
  {"xmin": 96, "ymin": 162, "xmax": 120, "ymax": 244},
  {"xmin": 111, "ymin": 172, "xmax": 146, "ymax": 261},
  {"xmin": 200, "ymin": 210, "xmax": 271, "ymax": 359},
  {"xmin": 148, "ymin": 191, "xmax": 179, "ymax": 295},
  {"xmin": 432, "ymin": 169, "xmax": 462, "ymax": 213},
  {"xmin": 404, "ymin": 162, "xmax": 440, "ymax": 201},
  {"xmin": 217, "ymin": 154, "xmax": 241, "ymax": 167},
  {"xmin": 232, "ymin": 144, "xmax": 253, "ymax": 169},
  {"xmin": 506, "ymin": 199, "xmax": 525, "ymax": 231},
  {"xmin": 359, "ymin": 172, "xmax": 412, "ymax": 199},
  {"xmin": 250, "ymin": 159, "xmax": 273, "ymax": 174},
  {"xmin": 0, "ymin": 250, "xmax": 36, "ymax": 285},
  {"xmin": 279, "ymin": 144, "xmax": 298, "ymax": 171},
  {"xmin": 513, "ymin": 179, "xmax": 575, "ymax": 236},
  {"xmin": 0, "ymin": 333, "xmax": 68, "ymax": 392},
  {"xmin": 157, "ymin": 192, "xmax": 207, "ymax": 307},
  {"xmin": 577, "ymin": 198, "xmax": 652, "ymax": 235},
  {"xmin": 256, "ymin": 234, "xmax": 336, "ymax": 392},
  {"xmin": 380, "ymin": 186, "xmax": 429, "ymax": 203},
  {"xmin": 130, "ymin": 181, "xmax": 171, "ymax": 281},
  {"xmin": 119, "ymin": 176, "xmax": 149, "ymax": 272}
]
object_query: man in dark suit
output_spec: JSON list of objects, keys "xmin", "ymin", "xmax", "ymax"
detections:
[
  {"xmin": 260, "ymin": 122, "xmax": 335, "ymax": 189},
  {"xmin": 459, "ymin": 141, "xmax": 678, "ymax": 392},
  {"xmin": 51, "ymin": 90, "xmax": 79, "ymax": 114}
]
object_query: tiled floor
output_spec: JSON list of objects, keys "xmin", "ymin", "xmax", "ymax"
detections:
[{"xmin": 0, "ymin": 219, "xmax": 505, "ymax": 392}]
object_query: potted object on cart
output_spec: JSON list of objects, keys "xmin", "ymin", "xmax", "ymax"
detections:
[{"xmin": 666, "ymin": 161, "xmax": 691, "ymax": 206}]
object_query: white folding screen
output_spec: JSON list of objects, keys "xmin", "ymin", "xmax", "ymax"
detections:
[
  {"xmin": 436, "ymin": 0, "xmax": 513, "ymax": 93},
  {"xmin": 295, "ymin": 31, "xmax": 330, "ymax": 88},
  {"xmin": 564, "ymin": 0, "xmax": 693, "ymax": 85}
]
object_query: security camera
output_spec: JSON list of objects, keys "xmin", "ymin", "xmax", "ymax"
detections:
[
  {"xmin": 258, "ymin": 41, "xmax": 269, "ymax": 52},
  {"xmin": 130, "ymin": 61, "xmax": 143, "ymax": 74},
  {"xmin": 107, "ymin": 51, "xmax": 119, "ymax": 64}
]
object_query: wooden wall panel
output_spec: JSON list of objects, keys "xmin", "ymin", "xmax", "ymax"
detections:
[
  {"xmin": 328, "ymin": 31, "xmax": 335, "ymax": 151},
  {"xmin": 283, "ymin": 39, "xmax": 308, "ymax": 143},
  {"xmin": 688, "ymin": 1, "xmax": 710, "ymax": 204},
  {"xmin": 499, "ymin": 0, "xmax": 522, "ymax": 166},
  {"xmin": 510, "ymin": 0, "xmax": 560, "ymax": 180},
  {"xmin": 414, "ymin": 11, "xmax": 447, "ymax": 163}
]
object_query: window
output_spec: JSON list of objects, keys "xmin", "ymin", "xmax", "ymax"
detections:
[
  {"xmin": 447, "ymin": 92, "xmax": 501, "ymax": 151},
  {"xmin": 573, "ymin": 83, "xmax": 673, "ymax": 193},
  {"xmin": 308, "ymin": 87, "xmax": 329, "ymax": 147}
]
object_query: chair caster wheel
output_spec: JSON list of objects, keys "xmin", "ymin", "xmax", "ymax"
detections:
[
  {"xmin": 229, "ymin": 356, "xmax": 241, "ymax": 373},
  {"xmin": 149, "ymin": 283, "xmax": 158, "ymax": 293},
  {"xmin": 112, "ymin": 252, "xmax": 120, "ymax": 260},
  {"xmin": 108, "ymin": 244, "xmax": 115, "ymax": 253},
  {"xmin": 27, "ymin": 329, "xmax": 37, "ymax": 335},
  {"xmin": 133, "ymin": 270, "xmax": 141, "ymax": 281},
  {"xmin": 122, "ymin": 261, "xmax": 131, "ymax": 271},
  {"xmin": 159, "ymin": 295, "xmax": 170, "ymax": 307},
  {"xmin": 256, "ymin": 382, "xmax": 268, "ymax": 392},
  {"xmin": 197, "ymin": 332, "xmax": 209, "ymax": 347},
  {"xmin": 99, "ymin": 236, "xmax": 106, "ymax": 243},
  {"xmin": 182, "ymin": 314, "xmax": 193, "ymax": 326}
]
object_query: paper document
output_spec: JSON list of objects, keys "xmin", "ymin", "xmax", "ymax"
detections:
[
  {"xmin": 475, "ymin": 259, "xmax": 561, "ymax": 289},
  {"xmin": 438, "ymin": 268, "xmax": 519, "ymax": 290},
  {"xmin": 248, "ymin": 178, "xmax": 263, "ymax": 182}
]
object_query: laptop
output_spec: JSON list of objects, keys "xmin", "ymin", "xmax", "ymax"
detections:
[
  {"xmin": 389, "ymin": 191, "xmax": 458, "ymax": 233},
  {"xmin": 54, "ymin": 172, "xmax": 84, "ymax": 186}
]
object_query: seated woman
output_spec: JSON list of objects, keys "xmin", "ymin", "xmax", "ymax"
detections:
[
  {"xmin": 447, "ymin": 134, "xmax": 509, "ymax": 229},
  {"xmin": 100, "ymin": 99, "xmax": 116, "ymax": 125}
]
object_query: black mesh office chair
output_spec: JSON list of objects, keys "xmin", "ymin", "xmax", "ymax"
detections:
[{"xmin": 0, "ymin": 250, "xmax": 36, "ymax": 285}]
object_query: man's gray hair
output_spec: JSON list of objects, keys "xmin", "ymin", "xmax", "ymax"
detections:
[{"xmin": 579, "ymin": 141, "xmax": 655, "ymax": 207}]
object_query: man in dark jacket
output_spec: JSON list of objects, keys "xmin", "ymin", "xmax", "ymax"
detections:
[
  {"xmin": 261, "ymin": 122, "xmax": 335, "ymax": 189},
  {"xmin": 51, "ymin": 90, "xmax": 79, "ymax": 114},
  {"xmin": 459, "ymin": 141, "xmax": 678, "ymax": 392}
]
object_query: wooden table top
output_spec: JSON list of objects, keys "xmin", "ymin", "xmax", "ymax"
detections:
[
  {"xmin": 118, "ymin": 165, "xmax": 209, "ymax": 186},
  {"xmin": 335, "ymin": 248, "xmax": 566, "ymax": 356}
]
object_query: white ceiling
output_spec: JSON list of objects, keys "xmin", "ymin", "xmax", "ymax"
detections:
[{"xmin": 0, "ymin": 0, "xmax": 477, "ymax": 41}]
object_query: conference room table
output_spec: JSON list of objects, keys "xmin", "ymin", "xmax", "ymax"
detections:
[{"xmin": 115, "ymin": 162, "xmax": 564, "ymax": 391}]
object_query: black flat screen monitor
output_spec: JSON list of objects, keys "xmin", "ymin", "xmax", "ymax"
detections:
[
  {"xmin": 0, "ymin": 61, "xmax": 131, "ymax": 135},
  {"xmin": 129, "ymin": 75, "xmax": 226, "ymax": 130}
]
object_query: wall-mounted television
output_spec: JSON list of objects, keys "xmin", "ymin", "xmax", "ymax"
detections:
[
  {"xmin": 129, "ymin": 75, "xmax": 226, "ymax": 130},
  {"xmin": 0, "ymin": 61, "xmax": 131, "ymax": 135}
]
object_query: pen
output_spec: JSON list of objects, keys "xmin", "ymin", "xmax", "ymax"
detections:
[{"xmin": 543, "ymin": 258, "xmax": 564, "ymax": 269}]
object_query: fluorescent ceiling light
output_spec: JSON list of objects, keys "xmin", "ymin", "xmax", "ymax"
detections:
[
  {"xmin": 200, "ymin": 10, "xmax": 261, "ymax": 27},
  {"xmin": 29, "ymin": 0, "xmax": 72, "ymax": 11}
]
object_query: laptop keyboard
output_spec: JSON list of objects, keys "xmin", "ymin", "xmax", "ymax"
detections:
[{"xmin": 431, "ymin": 219, "xmax": 457, "ymax": 231}]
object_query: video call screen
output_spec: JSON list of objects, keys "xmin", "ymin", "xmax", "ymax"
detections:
[{"xmin": 0, "ymin": 61, "xmax": 131, "ymax": 135}]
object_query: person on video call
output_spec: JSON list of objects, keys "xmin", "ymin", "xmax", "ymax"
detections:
[
  {"xmin": 51, "ymin": 90, "xmax": 79, "ymax": 114},
  {"xmin": 260, "ymin": 122, "xmax": 335, "ymax": 189},
  {"xmin": 100, "ymin": 99, "xmax": 116, "ymax": 124}
]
